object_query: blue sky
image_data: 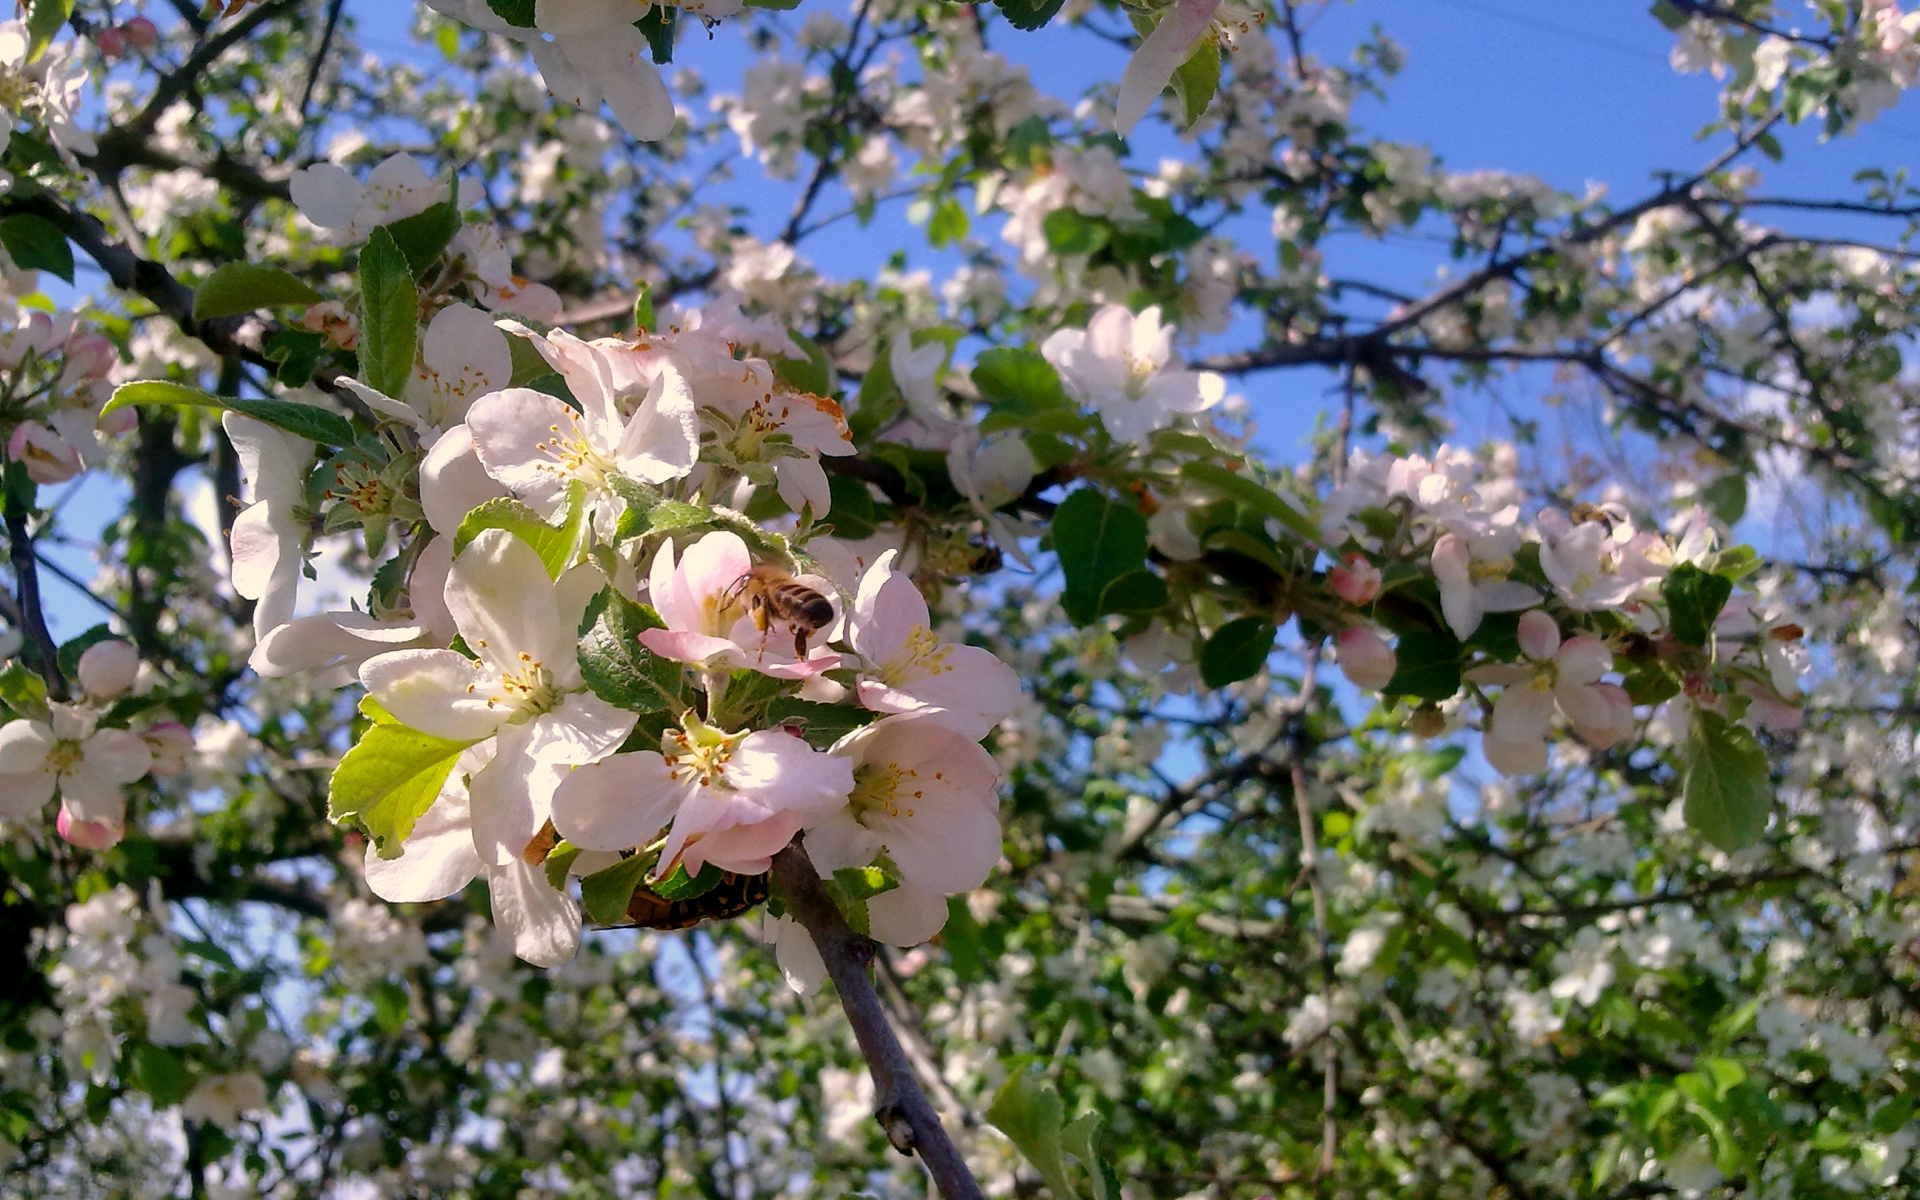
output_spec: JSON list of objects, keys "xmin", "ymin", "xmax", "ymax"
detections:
[{"xmin": 33, "ymin": 1, "xmax": 1917, "ymax": 638}]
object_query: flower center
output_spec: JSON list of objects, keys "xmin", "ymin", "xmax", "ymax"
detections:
[
  {"xmin": 46, "ymin": 739, "xmax": 83, "ymax": 776},
  {"xmin": 880, "ymin": 625, "xmax": 952, "ymax": 686},
  {"xmin": 466, "ymin": 651, "xmax": 564, "ymax": 718},
  {"xmin": 535, "ymin": 413, "xmax": 619, "ymax": 489},
  {"xmin": 660, "ymin": 723, "xmax": 742, "ymax": 787}
]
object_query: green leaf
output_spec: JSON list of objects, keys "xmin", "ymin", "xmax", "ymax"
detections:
[
  {"xmin": 1200, "ymin": 617, "xmax": 1276, "ymax": 688},
  {"xmin": 358, "ymin": 226, "xmax": 419, "ymax": 400},
  {"xmin": 826, "ymin": 473, "xmax": 878, "ymax": 540},
  {"xmin": 0, "ymin": 662, "xmax": 51, "ymax": 720},
  {"xmin": 263, "ymin": 328, "xmax": 327, "ymax": 388},
  {"xmin": 24, "ymin": 0, "xmax": 73, "ymax": 62},
  {"xmin": 972, "ymin": 346, "xmax": 1068, "ymax": 407},
  {"xmin": 581, "ymin": 855, "xmax": 652, "ymax": 926},
  {"xmin": 577, "ymin": 589, "xmax": 690, "ymax": 714},
  {"xmin": 1098, "ymin": 569, "xmax": 1168, "ymax": 617},
  {"xmin": 485, "ymin": 0, "xmax": 537, "ymax": 25},
  {"xmin": 772, "ymin": 331, "xmax": 833, "ymax": 397},
  {"xmin": 104, "ymin": 381, "xmax": 356, "ymax": 447},
  {"xmin": 764, "ymin": 697, "xmax": 880, "ymax": 749},
  {"xmin": 1052, "ymin": 489, "xmax": 1149, "ymax": 627},
  {"xmin": 1382, "ymin": 626, "xmax": 1463, "ymax": 701},
  {"xmin": 1170, "ymin": 38, "xmax": 1220, "ymax": 129},
  {"xmin": 371, "ymin": 980, "xmax": 410, "ymax": 1034},
  {"xmin": 993, "ymin": 0, "xmax": 1067, "ymax": 33},
  {"xmin": 453, "ymin": 493, "xmax": 584, "ymax": 580},
  {"xmin": 328, "ymin": 724, "xmax": 478, "ymax": 858},
  {"xmin": 927, "ymin": 197, "xmax": 970, "ymax": 247},
  {"xmin": 1042, "ymin": 209, "xmax": 1109, "ymax": 256},
  {"xmin": 380, "ymin": 200, "xmax": 462, "ymax": 276},
  {"xmin": 191, "ymin": 263, "xmax": 323, "ymax": 320},
  {"xmin": 651, "ymin": 861, "xmax": 725, "ymax": 901},
  {"xmin": 128, "ymin": 1043, "xmax": 193, "ymax": 1107},
  {"xmin": 1683, "ymin": 711, "xmax": 1772, "ymax": 853},
  {"xmin": 0, "ymin": 213, "xmax": 74, "ymax": 283},
  {"xmin": 1061, "ymin": 1112, "xmax": 1119, "ymax": 1200},
  {"xmin": 633, "ymin": 281, "xmax": 655, "ymax": 333},
  {"xmin": 987, "ymin": 1073, "xmax": 1081, "ymax": 1200},
  {"xmin": 635, "ymin": 4, "xmax": 676, "ymax": 63},
  {"xmin": 1663, "ymin": 563, "xmax": 1733, "ymax": 648},
  {"xmin": 1648, "ymin": 0, "xmax": 1688, "ymax": 31},
  {"xmin": 1700, "ymin": 475, "xmax": 1747, "ymax": 526},
  {"xmin": 1178, "ymin": 461, "xmax": 1321, "ymax": 543}
]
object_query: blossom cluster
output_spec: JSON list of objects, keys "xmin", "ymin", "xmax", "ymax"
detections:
[
  {"xmin": 1319, "ymin": 445, "xmax": 1802, "ymax": 777},
  {"xmin": 235, "ymin": 288, "xmax": 1018, "ymax": 972},
  {"xmin": 0, "ymin": 308, "xmax": 128, "ymax": 485},
  {"xmin": 0, "ymin": 640, "xmax": 190, "ymax": 849}
]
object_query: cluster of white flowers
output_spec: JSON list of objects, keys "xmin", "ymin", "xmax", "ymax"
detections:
[
  {"xmin": 0, "ymin": 641, "xmax": 190, "ymax": 849},
  {"xmin": 1320, "ymin": 445, "xmax": 1803, "ymax": 774},
  {"xmin": 230, "ymin": 283, "xmax": 1020, "ymax": 972}
]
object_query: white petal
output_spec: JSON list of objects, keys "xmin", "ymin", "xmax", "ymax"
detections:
[
  {"xmin": 550, "ymin": 751, "xmax": 685, "ymax": 851},
  {"xmin": 360, "ymin": 649, "xmax": 505, "ymax": 742},
  {"xmin": 364, "ymin": 774, "xmax": 483, "ymax": 902},
  {"xmin": 485, "ymin": 854, "xmax": 582, "ymax": 968}
]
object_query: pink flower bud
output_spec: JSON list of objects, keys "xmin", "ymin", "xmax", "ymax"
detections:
[
  {"xmin": 1335, "ymin": 627, "xmax": 1397, "ymax": 692},
  {"xmin": 7, "ymin": 422, "xmax": 82, "ymax": 484},
  {"xmin": 124, "ymin": 17, "xmax": 159, "ymax": 48},
  {"xmin": 61, "ymin": 331, "xmax": 118, "ymax": 381},
  {"xmin": 98, "ymin": 406, "xmax": 138, "ymax": 436},
  {"xmin": 1328, "ymin": 554, "xmax": 1382, "ymax": 605},
  {"xmin": 57, "ymin": 802, "xmax": 124, "ymax": 852},
  {"xmin": 77, "ymin": 639, "xmax": 140, "ymax": 700},
  {"xmin": 1517, "ymin": 609, "xmax": 1561, "ymax": 661},
  {"xmin": 143, "ymin": 722, "xmax": 195, "ymax": 777},
  {"xmin": 96, "ymin": 26, "xmax": 128, "ymax": 59}
]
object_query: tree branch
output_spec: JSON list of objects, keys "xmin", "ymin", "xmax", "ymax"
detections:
[{"xmin": 770, "ymin": 841, "xmax": 986, "ymax": 1200}]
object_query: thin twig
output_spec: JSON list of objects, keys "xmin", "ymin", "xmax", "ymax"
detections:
[{"xmin": 770, "ymin": 841, "xmax": 986, "ymax": 1200}]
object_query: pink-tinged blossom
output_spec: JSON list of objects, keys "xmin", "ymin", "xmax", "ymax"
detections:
[
  {"xmin": 1335, "ymin": 627, "xmax": 1397, "ymax": 692},
  {"xmin": 0, "ymin": 706, "xmax": 151, "ymax": 831},
  {"xmin": 1431, "ymin": 532, "xmax": 1537, "ymax": 641},
  {"xmin": 1537, "ymin": 509, "xmax": 1661, "ymax": 610},
  {"xmin": 358, "ymin": 529, "xmax": 634, "ymax": 867},
  {"xmin": 848, "ymin": 551, "xmax": 1019, "ymax": 739},
  {"xmin": 551, "ymin": 720, "xmax": 854, "ymax": 877},
  {"xmin": 806, "ymin": 713, "xmax": 1003, "ymax": 897},
  {"xmin": 709, "ymin": 384, "xmax": 857, "ymax": 518},
  {"xmin": 637, "ymin": 531, "xmax": 843, "ymax": 679},
  {"xmin": 1115, "ymin": 0, "xmax": 1220, "ymax": 134},
  {"xmin": 1467, "ymin": 610, "xmax": 1622, "ymax": 776},
  {"xmin": 141, "ymin": 723, "xmax": 194, "ymax": 777},
  {"xmin": 7, "ymin": 421, "xmax": 81, "ymax": 484},
  {"xmin": 1329, "ymin": 554, "xmax": 1383, "ymax": 605},
  {"xmin": 56, "ymin": 801, "xmax": 121, "ymax": 851},
  {"xmin": 224, "ymin": 412, "xmax": 314, "ymax": 640},
  {"xmin": 75, "ymin": 640, "xmax": 139, "ymax": 701},
  {"xmin": 1041, "ymin": 305, "xmax": 1224, "ymax": 444}
]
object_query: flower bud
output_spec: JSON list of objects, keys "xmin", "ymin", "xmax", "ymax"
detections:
[
  {"xmin": 1517, "ymin": 609, "xmax": 1561, "ymax": 660},
  {"xmin": 124, "ymin": 17, "xmax": 160, "ymax": 48},
  {"xmin": 96, "ymin": 26, "xmax": 128, "ymax": 59},
  {"xmin": 1335, "ymin": 627, "xmax": 1397, "ymax": 692},
  {"xmin": 57, "ymin": 801, "xmax": 123, "ymax": 852},
  {"xmin": 143, "ymin": 722, "xmax": 196, "ymax": 776},
  {"xmin": 77, "ymin": 639, "xmax": 139, "ymax": 700},
  {"xmin": 8, "ymin": 422, "xmax": 82, "ymax": 484},
  {"xmin": 1409, "ymin": 703, "xmax": 1447, "ymax": 738},
  {"xmin": 1328, "ymin": 554, "xmax": 1382, "ymax": 605}
]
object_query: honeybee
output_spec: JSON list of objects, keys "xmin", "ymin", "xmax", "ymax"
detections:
[{"xmin": 732, "ymin": 565, "xmax": 836, "ymax": 658}]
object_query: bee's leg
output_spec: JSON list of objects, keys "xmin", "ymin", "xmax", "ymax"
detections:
[{"xmin": 793, "ymin": 628, "xmax": 808, "ymax": 659}]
